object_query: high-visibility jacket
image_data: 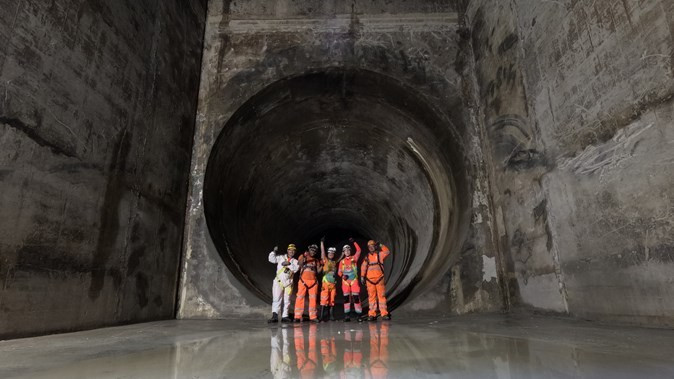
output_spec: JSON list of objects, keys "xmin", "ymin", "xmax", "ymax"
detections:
[
  {"xmin": 338, "ymin": 242, "xmax": 361, "ymax": 282},
  {"xmin": 361, "ymin": 245, "xmax": 390, "ymax": 283},
  {"xmin": 268, "ymin": 252, "xmax": 299, "ymax": 288},
  {"xmin": 300, "ymin": 254, "xmax": 319, "ymax": 283}
]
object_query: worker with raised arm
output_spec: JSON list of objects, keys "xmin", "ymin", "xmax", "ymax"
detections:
[
  {"xmin": 361, "ymin": 240, "xmax": 391, "ymax": 321},
  {"xmin": 338, "ymin": 238, "xmax": 362, "ymax": 321},
  {"xmin": 319, "ymin": 237, "xmax": 338, "ymax": 322},
  {"xmin": 294, "ymin": 244, "xmax": 321, "ymax": 322},
  {"xmin": 268, "ymin": 244, "xmax": 300, "ymax": 323}
]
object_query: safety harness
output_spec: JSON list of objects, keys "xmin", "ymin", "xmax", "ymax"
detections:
[
  {"xmin": 340, "ymin": 257, "xmax": 358, "ymax": 285},
  {"xmin": 298, "ymin": 356, "xmax": 317, "ymax": 372},
  {"xmin": 299, "ymin": 256, "xmax": 318, "ymax": 289},
  {"xmin": 364, "ymin": 252, "xmax": 385, "ymax": 285},
  {"xmin": 276, "ymin": 256, "xmax": 293, "ymax": 294}
]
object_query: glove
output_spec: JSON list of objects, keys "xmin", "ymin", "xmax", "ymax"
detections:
[
  {"xmin": 320, "ymin": 236, "xmax": 325, "ymax": 243},
  {"xmin": 281, "ymin": 261, "xmax": 290, "ymax": 267},
  {"xmin": 360, "ymin": 277, "xmax": 365, "ymax": 285},
  {"xmin": 273, "ymin": 246, "xmax": 279, "ymax": 254},
  {"xmin": 348, "ymin": 237, "xmax": 354, "ymax": 243}
]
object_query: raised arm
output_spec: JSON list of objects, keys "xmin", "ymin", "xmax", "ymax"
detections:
[
  {"xmin": 268, "ymin": 246, "xmax": 279, "ymax": 264},
  {"xmin": 379, "ymin": 244, "xmax": 390, "ymax": 260},
  {"xmin": 353, "ymin": 241, "xmax": 361, "ymax": 261},
  {"xmin": 320, "ymin": 238, "xmax": 326, "ymax": 261}
]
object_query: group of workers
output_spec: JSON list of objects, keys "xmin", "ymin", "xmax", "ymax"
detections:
[{"xmin": 268, "ymin": 238, "xmax": 392, "ymax": 323}]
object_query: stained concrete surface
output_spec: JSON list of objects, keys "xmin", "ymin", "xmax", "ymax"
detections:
[
  {"xmin": 179, "ymin": 0, "xmax": 503, "ymax": 322},
  {"xmin": 464, "ymin": 0, "xmax": 674, "ymax": 326},
  {"xmin": 0, "ymin": 0, "xmax": 207, "ymax": 338},
  {"xmin": 1, "ymin": 314, "xmax": 673, "ymax": 378}
]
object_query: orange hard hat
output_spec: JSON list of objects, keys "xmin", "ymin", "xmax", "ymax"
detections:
[{"xmin": 367, "ymin": 240, "xmax": 377, "ymax": 246}]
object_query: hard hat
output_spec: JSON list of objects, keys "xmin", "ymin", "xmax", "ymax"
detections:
[
  {"xmin": 287, "ymin": 244, "xmax": 297, "ymax": 250},
  {"xmin": 367, "ymin": 240, "xmax": 377, "ymax": 246},
  {"xmin": 328, "ymin": 247, "xmax": 336, "ymax": 253},
  {"xmin": 309, "ymin": 244, "xmax": 318, "ymax": 250},
  {"xmin": 342, "ymin": 244, "xmax": 351, "ymax": 251}
]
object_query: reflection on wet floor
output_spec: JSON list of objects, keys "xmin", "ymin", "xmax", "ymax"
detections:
[
  {"xmin": 272, "ymin": 322, "xmax": 389, "ymax": 378},
  {"xmin": 1, "ymin": 315, "xmax": 674, "ymax": 378}
]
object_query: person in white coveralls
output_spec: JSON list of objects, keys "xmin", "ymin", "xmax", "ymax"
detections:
[{"xmin": 268, "ymin": 244, "xmax": 300, "ymax": 323}]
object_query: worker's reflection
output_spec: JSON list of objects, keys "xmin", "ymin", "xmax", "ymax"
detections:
[
  {"xmin": 273, "ymin": 322, "xmax": 390, "ymax": 378},
  {"xmin": 270, "ymin": 327, "xmax": 292, "ymax": 379},
  {"xmin": 366, "ymin": 322, "xmax": 389, "ymax": 379},
  {"xmin": 295, "ymin": 323, "xmax": 318, "ymax": 378},
  {"xmin": 342, "ymin": 324, "xmax": 364, "ymax": 378},
  {"xmin": 320, "ymin": 332, "xmax": 339, "ymax": 377}
]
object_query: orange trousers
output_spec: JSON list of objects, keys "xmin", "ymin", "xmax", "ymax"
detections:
[
  {"xmin": 368, "ymin": 323, "xmax": 389, "ymax": 378},
  {"xmin": 295, "ymin": 324, "xmax": 317, "ymax": 379},
  {"xmin": 320, "ymin": 281, "xmax": 336, "ymax": 306},
  {"xmin": 294, "ymin": 280, "xmax": 318, "ymax": 320},
  {"xmin": 343, "ymin": 328, "xmax": 363, "ymax": 375},
  {"xmin": 365, "ymin": 277, "xmax": 388, "ymax": 317}
]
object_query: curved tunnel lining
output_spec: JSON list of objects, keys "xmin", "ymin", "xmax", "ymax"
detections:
[{"xmin": 203, "ymin": 68, "xmax": 469, "ymax": 309}]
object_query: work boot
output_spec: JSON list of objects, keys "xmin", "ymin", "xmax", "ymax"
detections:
[
  {"xmin": 311, "ymin": 318, "xmax": 320, "ymax": 323},
  {"xmin": 382, "ymin": 314, "xmax": 391, "ymax": 321},
  {"xmin": 294, "ymin": 318, "xmax": 302, "ymax": 323},
  {"xmin": 343, "ymin": 313, "xmax": 351, "ymax": 322},
  {"xmin": 319, "ymin": 306, "xmax": 326, "ymax": 322},
  {"xmin": 281, "ymin": 317, "xmax": 292, "ymax": 323},
  {"xmin": 267, "ymin": 312, "xmax": 279, "ymax": 323},
  {"xmin": 367, "ymin": 315, "xmax": 378, "ymax": 322},
  {"xmin": 329, "ymin": 307, "xmax": 335, "ymax": 321}
]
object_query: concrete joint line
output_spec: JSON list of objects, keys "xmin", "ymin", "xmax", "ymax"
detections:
[{"xmin": 221, "ymin": 13, "xmax": 459, "ymax": 34}]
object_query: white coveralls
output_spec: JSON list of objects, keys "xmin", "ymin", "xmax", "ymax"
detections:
[
  {"xmin": 269, "ymin": 251, "xmax": 299, "ymax": 318},
  {"xmin": 270, "ymin": 328, "xmax": 292, "ymax": 379}
]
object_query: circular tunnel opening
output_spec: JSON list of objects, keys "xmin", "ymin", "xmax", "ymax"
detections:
[{"xmin": 204, "ymin": 68, "xmax": 470, "ymax": 310}]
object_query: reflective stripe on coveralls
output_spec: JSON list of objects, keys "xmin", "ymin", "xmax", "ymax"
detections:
[
  {"xmin": 276, "ymin": 268, "xmax": 292, "ymax": 295},
  {"xmin": 362, "ymin": 245, "xmax": 390, "ymax": 317},
  {"xmin": 295, "ymin": 254, "xmax": 319, "ymax": 320},
  {"xmin": 339, "ymin": 255, "xmax": 362, "ymax": 314},
  {"xmin": 320, "ymin": 259, "xmax": 337, "ymax": 307}
]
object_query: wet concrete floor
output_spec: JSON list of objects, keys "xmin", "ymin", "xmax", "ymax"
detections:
[{"xmin": 1, "ymin": 314, "xmax": 673, "ymax": 378}]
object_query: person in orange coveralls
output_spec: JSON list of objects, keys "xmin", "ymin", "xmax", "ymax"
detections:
[
  {"xmin": 294, "ymin": 244, "xmax": 321, "ymax": 322},
  {"xmin": 319, "ymin": 238, "xmax": 338, "ymax": 321},
  {"xmin": 294, "ymin": 323, "xmax": 318, "ymax": 378},
  {"xmin": 338, "ymin": 238, "xmax": 362, "ymax": 322},
  {"xmin": 361, "ymin": 240, "xmax": 391, "ymax": 321},
  {"xmin": 366, "ymin": 322, "xmax": 389, "ymax": 378}
]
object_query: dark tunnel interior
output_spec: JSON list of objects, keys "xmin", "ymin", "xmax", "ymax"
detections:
[{"xmin": 203, "ymin": 68, "xmax": 471, "ymax": 310}]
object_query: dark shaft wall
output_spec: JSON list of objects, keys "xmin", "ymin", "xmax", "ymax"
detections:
[{"xmin": 0, "ymin": 0, "xmax": 206, "ymax": 338}]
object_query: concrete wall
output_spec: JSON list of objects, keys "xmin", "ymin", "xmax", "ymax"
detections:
[
  {"xmin": 0, "ymin": 0, "xmax": 206, "ymax": 338},
  {"xmin": 466, "ymin": 0, "xmax": 674, "ymax": 326},
  {"xmin": 178, "ymin": 0, "xmax": 506, "ymax": 319}
]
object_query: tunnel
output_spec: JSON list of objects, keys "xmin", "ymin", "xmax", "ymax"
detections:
[{"xmin": 203, "ymin": 68, "xmax": 471, "ymax": 310}]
